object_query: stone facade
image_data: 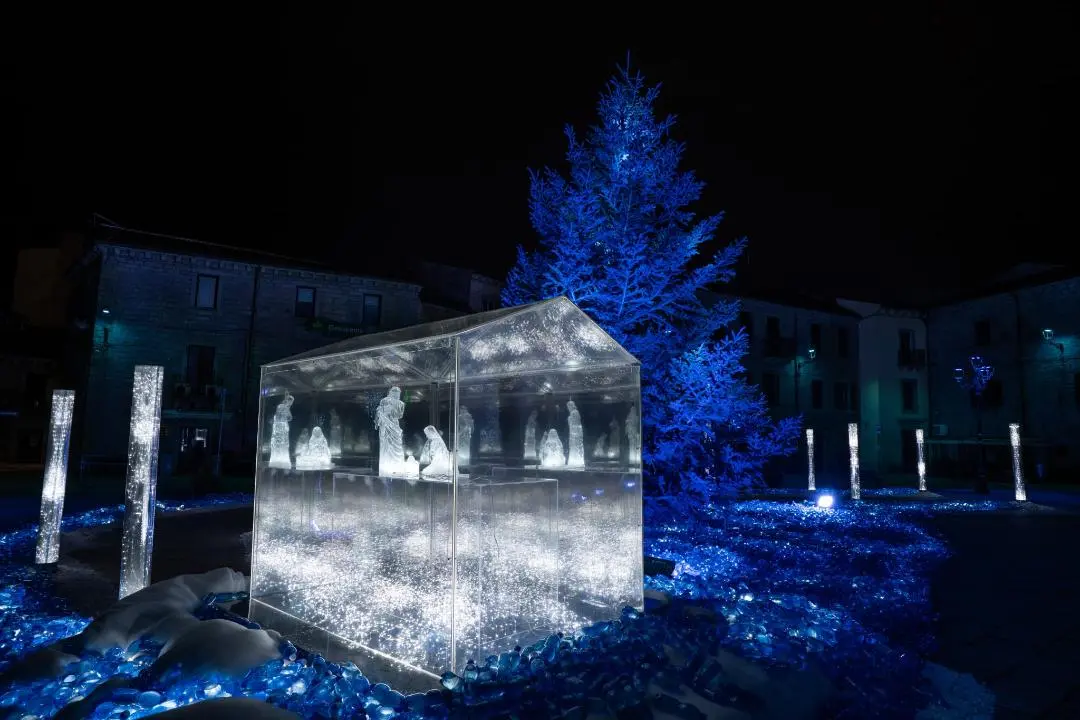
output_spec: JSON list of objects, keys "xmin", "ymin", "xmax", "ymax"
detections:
[
  {"xmin": 731, "ymin": 295, "xmax": 862, "ymax": 479},
  {"xmin": 837, "ymin": 300, "xmax": 929, "ymax": 475},
  {"xmin": 926, "ymin": 272, "xmax": 1080, "ymax": 474},
  {"xmin": 80, "ymin": 243, "xmax": 423, "ymax": 465}
]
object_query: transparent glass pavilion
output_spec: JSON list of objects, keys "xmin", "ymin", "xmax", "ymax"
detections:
[{"xmin": 249, "ymin": 297, "xmax": 643, "ymax": 678}]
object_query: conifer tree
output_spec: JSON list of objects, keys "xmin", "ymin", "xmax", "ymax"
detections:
[{"xmin": 503, "ymin": 66, "xmax": 800, "ymax": 504}]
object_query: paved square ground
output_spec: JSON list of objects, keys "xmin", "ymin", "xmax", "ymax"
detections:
[{"xmin": 929, "ymin": 511, "xmax": 1080, "ymax": 718}]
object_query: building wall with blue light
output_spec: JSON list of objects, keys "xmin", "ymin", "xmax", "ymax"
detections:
[
  {"xmin": 80, "ymin": 244, "xmax": 423, "ymax": 468},
  {"xmin": 927, "ymin": 274, "xmax": 1080, "ymax": 476},
  {"xmin": 837, "ymin": 300, "xmax": 930, "ymax": 476},
  {"xmin": 735, "ymin": 296, "xmax": 861, "ymax": 481}
]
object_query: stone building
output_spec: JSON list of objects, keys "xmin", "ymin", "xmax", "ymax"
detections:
[
  {"xmin": 738, "ymin": 294, "xmax": 862, "ymax": 480},
  {"xmin": 836, "ymin": 299, "xmax": 929, "ymax": 476},
  {"xmin": 925, "ymin": 263, "xmax": 1080, "ymax": 479},
  {"xmin": 58, "ymin": 226, "xmax": 422, "ymax": 473}
]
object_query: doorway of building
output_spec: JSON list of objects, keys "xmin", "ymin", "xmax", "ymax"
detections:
[{"xmin": 900, "ymin": 428, "xmax": 918, "ymax": 473}]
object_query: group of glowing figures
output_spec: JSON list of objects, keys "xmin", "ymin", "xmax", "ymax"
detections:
[{"xmin": 266, "ymin": 386, "xmax": 641, "ymax": 477}]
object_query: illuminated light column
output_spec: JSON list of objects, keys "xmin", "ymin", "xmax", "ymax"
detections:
[
  {"xmin": 806, "ymin": 428, "xmax": 816, "ymax": 491},
  {"xmin": 119, "ymin": 365, "xmax": 164, "ymax": 598},
  {"xmin": 916, "ymin": 428, "xmax": 927, "ymax": 492},
  {"xmin": 35, "ymin": 390, "xmax": 75, "ymax": 564},
  {"xmin": 848, "ymin": 422, "xmax": 860, "ymax": 500},
  {"xmin": 1010, "ymin": 423, "xmax": 1027, "ymax": 502}
]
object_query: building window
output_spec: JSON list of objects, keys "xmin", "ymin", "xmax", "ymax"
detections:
[
  {"xmin": 480, "ymin": 295, "xmax": 499, "ymax": 311},
  {"xmin": 970, "ymin": 379, "xmax": 1004, "ymax": 409},
  {"xmin": 295, "ymin": 287, "xmax": 316, "ymax": 318},
  {"xmin": 834, "ymin": 382, "xmax": 850, "ymax": 411},
  {"xmin": 899, "ymin": 328, "xmax": 914, "ymax": 353},
  {"xmin": 186, "ymin": 345, "xmax": 216, "ymax": 388},
  {"xmin": 974, "ymin": 319, "xmax": 991, "ymax": 346},
  {"xmin": 809, "ymin": 323, "xmax": 822, "ymax": 351},
  {"xmin": 363, "ymin": 294, "xmax": 382, "ymax": 329},
  {"xmin": 901, "ymin": 378, "xmax": 918, "ymax": 412},
  {"xmin": 837, "ymin": 327, "xmax": 849, "ymax": 358},
  {"xmin": 739, "ymin": 311, "xmax": 753, "ymax": 339},
  {"xmin": 761, "ymin": 372, "xmax": 780, "ymax": 407},
  {"xmin": 811, "ymin": 379, "xmax": 823, "ymax": 409},
  {"xmin": 195, "ymin": 275, "xmax": 218, "ymax": 309},
  {"xmin": 765, "ymin": 315, "xmax": 780, "ymax": 340}
]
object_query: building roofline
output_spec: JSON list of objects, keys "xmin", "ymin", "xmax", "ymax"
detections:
[
  {"xmin": 90, "ymin": 219, "xmax": 422, "ymax": 291},
  {"xmin": 926, "ymin": 263, "xmax": 1080, "ymax": 308}
]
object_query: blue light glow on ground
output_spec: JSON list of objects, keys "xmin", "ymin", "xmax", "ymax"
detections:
[{"xmin": 0, "ymin": 494, "xmax": 1014, "ymax": 718}]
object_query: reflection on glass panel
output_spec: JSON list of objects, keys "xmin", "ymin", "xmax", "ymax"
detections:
[{"xmin": 250, "ymin": 297, "xmax": 642, "ymax": 679}]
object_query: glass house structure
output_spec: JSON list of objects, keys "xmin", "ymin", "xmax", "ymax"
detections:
[{"xmin": 249, "ymin": 297, "xmax": 643, "ymax": 679}]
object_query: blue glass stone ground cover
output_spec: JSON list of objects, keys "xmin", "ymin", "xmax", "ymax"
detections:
[{"xmin": 0, "ymin": 493, "xmax": 1010, "ymax": 718}]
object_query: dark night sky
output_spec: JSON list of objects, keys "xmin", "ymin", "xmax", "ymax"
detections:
[{"xmin": 6, "ymin": 6, "xmax": 1079, "ymax": 302}]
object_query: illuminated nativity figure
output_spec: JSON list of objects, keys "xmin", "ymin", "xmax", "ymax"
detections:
[
  {"xmin": 566, "ymin": 401, "xmax": 585, "ymax": 467},
  {"xmin": 294, "ymin": 428, "xmax": 309, "ymax": 460},
  {"xmin": 420, "ymin": 425, "xmax": 452, "ymax": 478},
  {"xmin": 268, "ymin": 394, "xmax": 294, "ymax": 469},
  {"xmin": 375, "ymin": 386, "xmax": 406, "ymax": 476},
  {"xmin": 295, "ymin": 426, "xmax": 333, "ymax": 471},
  {"xmin": 540, "ymin": 428, "xmax": 566, "ymax": 468},
  {"xmin": 524, "ymin": 409, "xmax": 538, "ymax": 461},
  {"xmin": 626, "ymin": 404, "xmax": 641, "ymax": 465},
  {"xmin": 457, "ymin": 405, "xmax": 474, "ymax": 467},
  {"xmin": 607, "ymin": 418, "xmax": 620, "ymax": 459},
  {"xmin": 328, "ymin": 409, "xmax": 343, "ymax": 457}
]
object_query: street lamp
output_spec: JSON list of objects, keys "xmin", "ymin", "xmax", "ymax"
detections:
[
  {"xmin": 953, "ymin": 354, "xmax": 994, "ymax": 494},
  {"xmin": 1042, "ymin": 328, "xmax": 1064, "ymax": 356},
  {"xmin": 794, "ymin": 346, "xmax": 816, "ymax": 411}
]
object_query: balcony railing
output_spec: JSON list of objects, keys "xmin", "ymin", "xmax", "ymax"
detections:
[{"xmin": 165, "ymin": 383, "xmax": 231, "ymax": 413}]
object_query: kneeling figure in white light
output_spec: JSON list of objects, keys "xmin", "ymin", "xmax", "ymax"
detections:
[
  {"xmin": 420, "ymin": 425, "xmax": 451, "ymax": 478},
  {"xmin": 295, "ymin": 426, "xmax": 333, "ymax": 471},
  {"xmin": 540, "ymin": 429, "xmax": 565, "ymax": 468}
]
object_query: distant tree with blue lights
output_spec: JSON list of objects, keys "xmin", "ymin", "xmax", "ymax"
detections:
[{"xmin": 503, "ymin": 65, "xmax": 800, "ymax": 505}]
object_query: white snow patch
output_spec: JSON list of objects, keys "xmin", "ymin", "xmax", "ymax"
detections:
[
  {"xmin": 6, "ymin": 568, "xmax": 280, "ymax": 693},
  {"xmin": 150, "ymin": 619, "xmax": 281, "ymax": 680},
  {"xmin": 73, "ymin": 567, "xmax": 248, "ymax": 653}
]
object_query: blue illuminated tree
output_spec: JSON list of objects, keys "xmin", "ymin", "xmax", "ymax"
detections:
[{"xmin": 504, "ymin": 66, "xmax": 800, "ymax": 506}]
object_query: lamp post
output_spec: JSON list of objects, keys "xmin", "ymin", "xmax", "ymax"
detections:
[
  {"xmin": 953, "ymin": 355, "xmax": 994, "ymax": 494},
  {"xmin": 793, "ymin": 345, "xmax": 817, "ymax": 412}
]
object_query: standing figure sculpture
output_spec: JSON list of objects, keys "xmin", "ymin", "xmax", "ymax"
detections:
[
  {"xmin": 458, "ymin": 406, "xmax": 474, "ymax": 467},
  {"xmin": 296, "ymin": 426, "xmax": 333, "ymax": 471},
  {"xmin": 626, "ymin": 404, "xmax": 641, "ymax": 465},
  {"xmin": 540, "ymin": 429, "xmax": 566, "ymax": 468},
  {"xmin": 524, "ymin": 410, "xmax": 539, "ymax": 461},
  {"xmin": 375, "ymin": 386, "xmax": 406, "ymax": 476},
  {"xmin": 566, "ymin": 401, "xmax": 584, "ymax": 467},
  {"xmin": 607, "ymin": 417, "xmax": 620, "ymax": 459},
  {"xmin": 420, "ymin": 425, "xmax": 452, "ymax": 479},
  {"xmin": 328, "ymin": 409, "xmax": 343, "ymax": 457},
  {"xmin": 268, "ymin": 394, "xmax": 294, "ymax": 469}
]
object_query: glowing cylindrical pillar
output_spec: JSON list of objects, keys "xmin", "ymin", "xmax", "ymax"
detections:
[
  {"xmin": 806, "ymin": 428, "xmax": 816, "ymax": 491},
  {"xmin": 916, "ymin": 428, "xmax": 927, "ymax": 492},
  {"xmin": 35, "ymin": 389, "xmax": 75, "ymax": 564},
  {"xmin": 119, "ymin": 365, "xmax": 164, "ymax": 598},
  {"xmin": 848, "ymin": 422, "xmax": 860, "ymax": 500},
  {"xmin": 1009, "ymin": 423, "xmax": 1027, "ymax": 502}
]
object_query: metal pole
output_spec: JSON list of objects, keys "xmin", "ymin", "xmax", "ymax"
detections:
[
  {"xmin": 975, "ymin": 392, "xmax": 987, "ymax": 494},
  {"xmin": 216, "ymin": 388, "xmax": 226, "ymax": 477}
]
